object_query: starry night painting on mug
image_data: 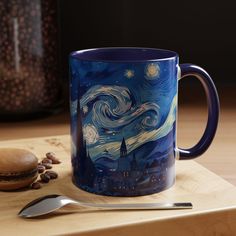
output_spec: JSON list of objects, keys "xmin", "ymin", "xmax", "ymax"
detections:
[{"xmin": 70, "ymin": 59, "xmax": 178, "ymax": 196}]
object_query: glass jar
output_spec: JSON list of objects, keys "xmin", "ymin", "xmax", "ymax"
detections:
[{"xmin": 0, "ymin": 0, "xmax": 62, "ymax": 120}]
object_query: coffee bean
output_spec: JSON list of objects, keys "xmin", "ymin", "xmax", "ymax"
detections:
[
  {"xmin": 31, "ymin": 181, "xmax": 41, "ymax": 189},
  {"xmin": 42, "ymin": 163, "xmax": 52, "ymax": 169},
  {"xmin": 37, "ymin": 164, "xmax": 46, "ymax": 173},
  {"xmin": 40, "ymin": 173, "xmax": 50, "ymax": 183},
  {"xmin": 42, "ymin": 158, "xmax": 52, "ymax": 164},
  {"xmin": 45, "ymin": 152, "xmax": 56, "ymax": 160},
  {"xmin": 52, "ymin": 159, "xmax": 61, "ymax": 164},
  {"xmin": 45, "ymin": 152, "xmax": 61, "ymax": 164},
  {"xmin": 45, "ymin": 170, "xmax": 58, "ymax": 179}
]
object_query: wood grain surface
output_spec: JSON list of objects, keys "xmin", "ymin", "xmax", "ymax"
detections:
[{"xmin": 0, "ymin": 135, "xmax": 236, "ymax": 236}]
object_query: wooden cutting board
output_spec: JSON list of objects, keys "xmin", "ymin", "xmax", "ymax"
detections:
[{"xmin": 0, "ymin": 135, "xmax": 236, "ymax": 236}]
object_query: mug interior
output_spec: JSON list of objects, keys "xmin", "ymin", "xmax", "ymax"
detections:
[{"xmin": 70, "ymin": 47, "xmax": 178, "ymax": 62}]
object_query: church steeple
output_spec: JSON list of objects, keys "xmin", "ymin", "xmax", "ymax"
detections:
[
  {"xmin": 120, "ymin": 137, "xmax": 127, "ymax": 158},
  {"xmin": 117, "ymin": 137, "xmax": 130, "ymax": 172}
]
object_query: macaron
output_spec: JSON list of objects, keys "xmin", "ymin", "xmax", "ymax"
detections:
[{"xmin": 0, "ymin": 148, "xmax": 38, "ymax": 191}]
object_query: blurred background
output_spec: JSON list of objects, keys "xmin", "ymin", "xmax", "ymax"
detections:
[
  {"xmin": 0, "ymin": 0, "xmax": 235, "ymax": 137},
  {"xmin": 59, "ymin": 0, "xmax": 235, "ymax": 107}
]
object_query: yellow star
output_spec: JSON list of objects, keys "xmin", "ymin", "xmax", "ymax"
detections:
[
  {"xmin": 146, "ymin": 63, "xmax": 160, "ymax": 78},
  {"xmin": 124, "ymin": 69, "xmax": 134, "ymax": 78}
]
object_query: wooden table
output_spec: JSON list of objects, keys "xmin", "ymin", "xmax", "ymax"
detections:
[
  {"xmin": 0, "ymin": 100, "xmax": 235, "ymax": 235},
  {"xmin": 1, "ymin": 135, "xmax": 236, "ymax": 236}
]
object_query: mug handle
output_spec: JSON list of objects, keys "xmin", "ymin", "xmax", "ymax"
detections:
[{"xmin": 177, "ymin": 64, "xmax": 220, "ymax": 160}]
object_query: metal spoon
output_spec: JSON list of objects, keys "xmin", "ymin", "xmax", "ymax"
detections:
[{"xmin": 18, "ymin": 194, "xmax": 193, "ymax": 218}]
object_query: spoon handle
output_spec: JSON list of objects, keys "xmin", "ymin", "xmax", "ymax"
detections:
[{"xmin": 77, "ymin": 202, "xmax": 193, "ymax": 210}]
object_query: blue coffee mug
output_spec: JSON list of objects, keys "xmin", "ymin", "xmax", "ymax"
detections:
[{"xmin": 69, "ymin": 47, "xmax": 219, "ymax": 196}]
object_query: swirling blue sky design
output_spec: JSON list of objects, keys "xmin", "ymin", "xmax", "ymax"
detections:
[{"xmin": 70, "ymin": 59, "xmax": 178, "ymax": 160}]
